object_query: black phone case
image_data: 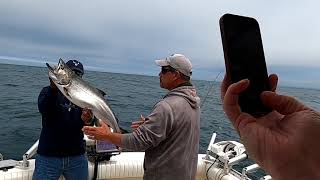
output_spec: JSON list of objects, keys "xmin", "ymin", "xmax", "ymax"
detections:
[{"xmin": 220, "ymin": 13, "xmax": 271, "ymax": 117}]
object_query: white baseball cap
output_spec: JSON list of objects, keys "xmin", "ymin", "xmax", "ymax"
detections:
[{"xmin": 155, "ymin": 54, "xmax": 192, "ymax": 77}]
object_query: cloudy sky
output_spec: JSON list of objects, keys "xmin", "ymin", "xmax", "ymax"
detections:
[{"xmin": 0, "ymin": 0, "xmax": 319, "ymax": 89}]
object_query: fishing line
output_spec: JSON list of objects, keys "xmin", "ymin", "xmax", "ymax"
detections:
[
  {"xmin": 200, "ymin": 71, "xmax": 222, "ymax": 109},
  {"xmin": 200, "ymin": 71, "xmax": 225, "ymax": 132}
]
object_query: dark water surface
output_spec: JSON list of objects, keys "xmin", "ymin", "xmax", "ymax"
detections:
[{"xmin": 1, "ymin": 63, "xmax": 319, "ymax": 178}]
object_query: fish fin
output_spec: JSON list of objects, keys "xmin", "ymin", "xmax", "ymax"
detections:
[
  {"xmin": 59, "ymin": 58, "xmax": 65, "ymax": 63},
  {"xmin": 63, "ymin": 87, "xmax": 70, "ymax": 97},
  {"xmin": 96, "ymin": 88, "xmax": 107, "ymax": 97}
]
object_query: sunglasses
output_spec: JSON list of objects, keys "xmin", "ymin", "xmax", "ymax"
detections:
[{"xmin": 161, "ymin": 66, "xmax": 176, "ymax": 74}]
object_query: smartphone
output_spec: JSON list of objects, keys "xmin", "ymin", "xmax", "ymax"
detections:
[{"xmin": 219, "ymin": 13, "xmax": 271, "ymax": 117}]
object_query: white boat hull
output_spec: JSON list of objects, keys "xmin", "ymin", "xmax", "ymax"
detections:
[
  {"xmin": 1, "ymin": 134, "xmax": 271, "ymax": 180},
  {"xmin": 0, "ymin": 152, "xmax": 239, "ymax": 180}
]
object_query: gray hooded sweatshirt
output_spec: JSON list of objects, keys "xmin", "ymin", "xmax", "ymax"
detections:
[{"xmin": 122, "ymin": 85, "xmax": 201, "ymax": 180}]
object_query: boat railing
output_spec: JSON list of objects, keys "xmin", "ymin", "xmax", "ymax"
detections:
[{"xmin": 20, "ymin": 140, "xmax": 39, "ymax": 168}]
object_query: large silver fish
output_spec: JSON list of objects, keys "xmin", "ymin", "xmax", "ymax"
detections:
[{"xmin": 46, "ymin": 58, "xmax": 121, "ymax": 133}]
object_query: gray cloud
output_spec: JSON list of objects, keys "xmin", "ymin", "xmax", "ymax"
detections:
[{"xmin": 0, "ymin": 0, "xmax": 319, "ymax": 88}]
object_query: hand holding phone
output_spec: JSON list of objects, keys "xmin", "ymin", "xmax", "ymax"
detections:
[{"xmin": 219, "ymin": 13, "xmax": 271, "ymax": 117}]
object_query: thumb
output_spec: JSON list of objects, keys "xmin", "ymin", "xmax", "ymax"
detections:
[
  {"xmin": 261, "ymin": 91, "xmax": 307, "ymax": 115},
  {"xmin": 97, "ymin": 119, "xmax": 108, "ymax": 128}
]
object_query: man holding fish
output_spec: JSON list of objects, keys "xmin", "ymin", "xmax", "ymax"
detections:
[{"xmin": 33, "ymin": 60, "xmax": 94, "ymax": 180}]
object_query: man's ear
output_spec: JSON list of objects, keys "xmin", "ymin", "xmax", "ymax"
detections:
[
  {"xmin": 175, "ymin": 71, "xmax": 182, "ymax": 79},
  {"xmin": 171, "ymin": 71, "xmax": 178, "ymax": 80}
]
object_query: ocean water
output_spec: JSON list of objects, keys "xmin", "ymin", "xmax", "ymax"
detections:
[{"xmin": 1, "ymin": 63, "xmax": 320, "ymax": 178}]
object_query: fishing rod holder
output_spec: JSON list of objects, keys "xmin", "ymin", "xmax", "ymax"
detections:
[
  {"xmin": 218, "ymin": 153, "xmax": 247, "ymax": 174},
  {"xmin": 204, "ymin": 133, "xmax": 248, "ymax": 175},
  {"xmin": 20, "ymin": 140, "xmax": 39, "ymax": 168},
  {"xmin": 241, "ymin": 163, "xmax": 260, "ymax": 179}
]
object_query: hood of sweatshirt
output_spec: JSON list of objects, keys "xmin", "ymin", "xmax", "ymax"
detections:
[{"xmin": 164, "ymin": 86, "xmax": 200, "ymax": 109}]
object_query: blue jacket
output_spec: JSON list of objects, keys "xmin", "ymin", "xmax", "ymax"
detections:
[{"xmin": 37, "ymin": 86, "xmax": 85, "ymax": 157}]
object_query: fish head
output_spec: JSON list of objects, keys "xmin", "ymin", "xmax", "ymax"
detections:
[{"xmin": 46, "ymin": 58, "xmax": 73, "ymax": 85}]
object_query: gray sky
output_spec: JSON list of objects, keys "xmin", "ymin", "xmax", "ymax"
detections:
[{"xmin": 0, "ymin": 0, "xmax": 319, "ymax": 89}]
